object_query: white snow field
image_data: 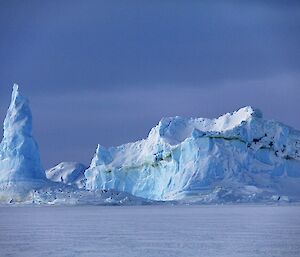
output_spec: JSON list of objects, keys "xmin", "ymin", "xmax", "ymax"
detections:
[{"xmin": 0, "ymin": 205, "xmax": 299, "ymax": 257}]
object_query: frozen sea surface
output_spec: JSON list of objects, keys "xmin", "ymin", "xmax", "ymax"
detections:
[{"xmin": 0, "ymin": 205, "xmax": 299, "ymax": 257}]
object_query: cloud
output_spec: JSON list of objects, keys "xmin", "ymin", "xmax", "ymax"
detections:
[
  {"xmin": 0, "ymin": 1, "xmax": 300, "ymax": 92},
  {"xmin": 0, "ymin": 1, "xmax": 299, "ymax": 167}
]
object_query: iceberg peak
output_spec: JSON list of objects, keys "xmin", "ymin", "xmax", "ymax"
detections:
[
  {"xmin": 212, "ymin": 106, "xmax": 263, "ymax": 131},
  {"xmin": 229, "ymin": 106, "xmax": 263, "ymax": 120},
  {"xmin": 0, "ymin": 85, "xmax": 45, "ymax": 186},
  {"xmin": 12, "ymin": 83, "xmax": 19, "ymax": 97},
  {"xmin": 4, "ymin": 83, "xmax": 32, "ymax": 138},
  {"xmin": 90, "ymin": 144, "xmax": 112, "ymax": 167}
]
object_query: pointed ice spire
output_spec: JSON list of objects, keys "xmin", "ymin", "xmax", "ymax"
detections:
[
  {"xmin": 3, "ymin": 84, "xmax": 33, "ymax": 138},
  {"xmin": 0, "ymin": 84, "xmax": 45, "ymax": 185}
]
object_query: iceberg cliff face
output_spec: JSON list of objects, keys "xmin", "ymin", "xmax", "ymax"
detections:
[
  {"xmin": 85, "ymin": 106, "xmax": 300, "ymax": 201},
  {"xmin": 0, "ymin": 84, "xmax": 45, "ymax": 189}
]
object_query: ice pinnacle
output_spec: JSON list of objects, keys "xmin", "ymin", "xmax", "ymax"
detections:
[{"xmin": 0, "ymin": 84, "xmax": 45, "ymax": 187}]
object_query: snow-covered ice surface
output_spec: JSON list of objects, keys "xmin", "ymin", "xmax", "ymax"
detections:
[
  {"xmin": 46, "ymin": 162, "xmax": 87, "ymax": 188},
  {"xmin": 0, "ymin": 205, "xmax": 299, "ymax": 257}
]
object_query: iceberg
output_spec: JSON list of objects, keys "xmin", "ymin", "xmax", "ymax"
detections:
[
  {"xmin": 0, "ymin": 84, "xmax": 46, "ymax": 195},
  {"xmin": 46, "ymin": 162, "xmax": 87, "ymax": 188},
  {"xmin": 85, "ymin": 106, "xmax": 300, "ymax": 202}
]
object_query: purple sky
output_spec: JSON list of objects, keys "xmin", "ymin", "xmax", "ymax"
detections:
[{"xmin": 0, "ymin": 1, "xmax": 299, "ymax": 168}]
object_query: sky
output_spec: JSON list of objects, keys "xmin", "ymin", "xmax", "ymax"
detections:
[{"xmin": 0, "ymin": 1, "xmax": 299, "ymax": 168}]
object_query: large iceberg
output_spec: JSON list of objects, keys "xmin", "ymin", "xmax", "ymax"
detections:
[
  {"xmin": 0, "ymin": 84, "xmax": 46, "ymax": 194},
  {"xmin": 85, "ymin": 106, "xmax": 300, "ymax": 202}
]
